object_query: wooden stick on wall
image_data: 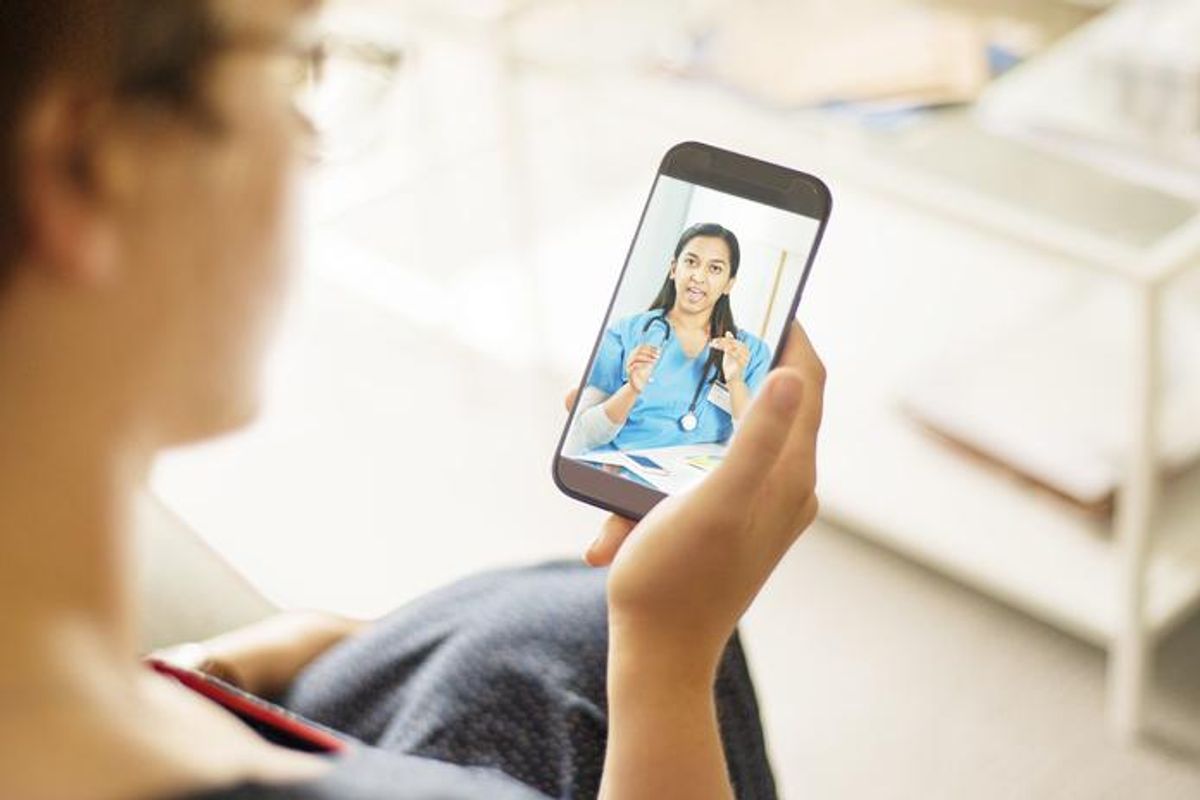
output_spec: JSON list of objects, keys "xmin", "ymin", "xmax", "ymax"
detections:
[{"xmin": 759, "ymin": 250, "xmax": 789, "ymax": 340}]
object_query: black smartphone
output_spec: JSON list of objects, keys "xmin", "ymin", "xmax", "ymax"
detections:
[{"xmin": 552, "ymin": 141, "xmax": 831, "ymax": 520}]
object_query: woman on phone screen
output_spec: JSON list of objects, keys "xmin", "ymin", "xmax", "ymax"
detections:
[{"xmin": 564, "ymin": 223, "xmax": 772, "ymax": 457}]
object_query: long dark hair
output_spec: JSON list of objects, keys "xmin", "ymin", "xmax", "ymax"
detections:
[{"xmin": 649, "ymin": 222, "xmax": 741, "ymax": 383}]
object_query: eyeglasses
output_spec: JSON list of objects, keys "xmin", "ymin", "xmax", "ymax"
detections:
[
  {"xmin": 275, "ymin": 34, "xmax": 406, "ymax": 162},
  {"xmin": 208, "ymin": 25, "xmax": 405, "ymax": 163},
  {"xmin": 116, "ymin": 9, "xmax": 404, "ymax": 162}
]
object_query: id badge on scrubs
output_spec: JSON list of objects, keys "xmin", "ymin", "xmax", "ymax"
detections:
[{"xmin": 707, "ymin": 381, "xmax": 733, "ymax": 415}]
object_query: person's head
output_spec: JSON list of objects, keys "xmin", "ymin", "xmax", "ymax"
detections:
[
  {"xmin": 650, "ymin": 222, "xmax": 740, "ymax": 333},
  {"xmin": 0, "ymin": 0, "xmax": 313, "ymax": 452},
  {"xmin": 648, "ymin": 222, "xmax": 741, "ymax": 382}
]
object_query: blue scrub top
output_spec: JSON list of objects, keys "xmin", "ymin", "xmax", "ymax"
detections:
[{"xmin": 587, "ymin": 310, "xmax": 772, "ymax": 451}]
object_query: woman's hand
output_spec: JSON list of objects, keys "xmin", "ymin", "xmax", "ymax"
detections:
[
  {"xmin": 624, "ymin": 345, "xmax": 659, "ymax": 393},
  {"xmin": 148, "ymin": 611, "xmax": 369, "ymax": 699},
  {"xmin": 591, "ymin": 322, "xmax": 823, "ymax": 673},
  {"xmin": 709, "ymin": 332, "xmax": 750, "ymax": 385},
  {"xmin": 584, "ymin": 322, "xmax": 824, "ymax": 800},
  {"xmin": 149, "ymin": 641, "xmax": 248, "ymax": 687}
]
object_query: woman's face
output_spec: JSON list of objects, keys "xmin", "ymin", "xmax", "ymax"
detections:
[
  {"xmin": 102, "ymin": 0, "xmax": 308, "ymax": 443},
  {"xmin": 669, "ymin": 235, "xmax": 736, "ymax": 317}
]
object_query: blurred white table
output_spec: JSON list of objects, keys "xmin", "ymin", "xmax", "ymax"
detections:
[{"xmin": 812, "ymin": 84, "xmax": 1200, "ymax": 743}]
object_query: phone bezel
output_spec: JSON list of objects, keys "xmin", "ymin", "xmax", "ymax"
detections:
[{"xmin": 551, "ymin": 141, "xmax": 832, "ymax": 520}]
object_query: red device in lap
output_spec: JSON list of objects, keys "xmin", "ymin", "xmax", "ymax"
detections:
[{"xmin": 147, "ymin": 658, "xmax": 348, "ymax": 754}]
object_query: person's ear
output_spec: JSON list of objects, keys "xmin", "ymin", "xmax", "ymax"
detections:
[
  {"xmin": 669, "ymin": 260, "xmax": 677, "ymax": 280},
  {"xmin": 21, "ymin": 88, "xmax": 121, "ymax": 287},
  {"xmin": 723, "ymin": 277, "xmax": 736, "ymax": 295}
]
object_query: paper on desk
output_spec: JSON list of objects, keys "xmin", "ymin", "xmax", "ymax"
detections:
[{"xmin": 575, "ymin": 443, "xmax": 727, "ymax": 495}]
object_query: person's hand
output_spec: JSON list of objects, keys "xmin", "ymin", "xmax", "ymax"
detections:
[
  {"xmin": 710, "ymin": 331, "xmax": 750, "ymax": 384},
  {"xmin": 624, "ymin": 345, "xmax": 659, "ymax": 393},
  {"xmin": 149, "ymin": 641, "xmax": 248, "ymax": 688},
  {"xmin": 589, "ymin": 322, "xmax": 824, "ymax": 678},
  {"xmin": 147, "ymin": 611, "xmax": 368, "ymax": 699}
]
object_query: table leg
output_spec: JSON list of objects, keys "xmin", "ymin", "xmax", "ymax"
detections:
[{"xmin": 1108, "ymin": 281, "xmax": 1161, "ymax": 741}]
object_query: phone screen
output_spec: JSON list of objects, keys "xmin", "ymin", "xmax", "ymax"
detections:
[{"xmin": 556, "ymin": 147, "xmax": 826, "ymax": 510}]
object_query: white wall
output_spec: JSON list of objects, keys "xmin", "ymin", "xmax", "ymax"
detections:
[{"xmin": 610, "ymin": 175, "xmax": 694, "ymax": 320}]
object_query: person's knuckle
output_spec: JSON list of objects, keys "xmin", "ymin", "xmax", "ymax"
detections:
[
  {"xmin": 804, "ymin": 495, "xmax": 820, "ymax": 526},
  {"xmin": 802, "ymin": 469, "xmax": 817, "ymax": 499},
  {"xmin": 809, "ymin": 355, "xmax": 827, "ymax": 388}
]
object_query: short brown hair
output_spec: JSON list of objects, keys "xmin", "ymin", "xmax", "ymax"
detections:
[{"xmin": 0, "ymin": 1, "xmax": 221, "ymax": 283}]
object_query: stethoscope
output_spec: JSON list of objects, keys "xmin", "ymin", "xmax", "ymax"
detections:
[{"xmin": 638, "ymin": 313, "xmax": 719, "ymax": 432}]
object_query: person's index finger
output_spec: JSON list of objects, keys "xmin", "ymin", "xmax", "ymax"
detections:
[{"xmin": 585, "ymin": 514, "xmax": 637, "ymax": 567}]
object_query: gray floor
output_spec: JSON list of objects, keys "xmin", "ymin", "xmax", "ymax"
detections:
[{"xmin": 743, "ymin": 523, "xmax": 1200, "ymax": 798}]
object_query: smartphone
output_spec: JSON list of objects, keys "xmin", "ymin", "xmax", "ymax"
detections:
[
  {"xmin": 625, "ymin": 453, "xmax": 669, "ymax": 476},
  {"xmin": 146, "ymin": 659, "xmax": 347, "ymax": 753},
  {"xmin": 552, "ymin": 141, "xmax": 831, "ymax": 520}
]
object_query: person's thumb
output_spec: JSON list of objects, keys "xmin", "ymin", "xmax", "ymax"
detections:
[{"xmin": 711, "ymin": 368, "xmax": 803, "ymax": 499}]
